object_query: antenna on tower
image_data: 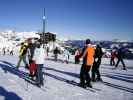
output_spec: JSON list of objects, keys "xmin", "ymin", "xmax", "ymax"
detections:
[{"xmin": 42, "ymin": 8, "xmax": 46, "ymax": 46}]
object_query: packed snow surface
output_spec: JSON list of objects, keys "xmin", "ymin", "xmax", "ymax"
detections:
[{"xmin": 0, "ymin": 55, "xmax": 133, "ymax": 100}]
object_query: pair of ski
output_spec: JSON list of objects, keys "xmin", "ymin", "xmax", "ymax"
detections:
[
  {"xmin": 17, "ymin": 68, "xmax": 46, "ymax": 91},
  {"xmin": 3, "ymin": 63, "xmax": 38, "ymax": 86},
  {"xmin": 18, "ymin": 69, "xmax": 48, "ymax": 92},
  {"xmin": 0, "ymin": 61, "xmax": 46, "ymax": 91},
  {"xmin": 66, "ymin": 80, "xmax": 101, "ymax": 93},
  {"xmin": 5, "ymin": 65, "xmax": 37, "ymax": 84},
  {"xmin": 19, "ymin": 71, "xmax": 36, "ymax": 84}
]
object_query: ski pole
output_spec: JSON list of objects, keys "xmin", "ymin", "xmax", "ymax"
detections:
[
  {"xmin": 25, "ymin": 66, "xmax": 28, "ymax": 91},
  {"xmin": 43, "ymin": 65, "xmax": 46, "ymax": 85}
]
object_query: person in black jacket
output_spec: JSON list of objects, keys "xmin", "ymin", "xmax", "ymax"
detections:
[
  {"xmin": 54, "ymin": 47, "xmax": 59, "ymax": 61},
  {"xmin": 91, "ymin": 43, "xmax": 104, "ymax": 82},
  {"xmin": 115, "ymin": 47, "xmax": 126, "ymax": 70},
  {"xmin": 28, "ymin": 42, "xmax": 36, "ymax": 61}
]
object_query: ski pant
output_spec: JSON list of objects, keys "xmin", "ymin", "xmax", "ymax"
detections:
[
  {"xmin": 110, "ymin": 58, "xmax": 115, "ymax": 66},
  {"xmin": 64, "ymin": 55, "xmax": 69, "ymax": 64},
  {"xmin": 17, "ymin": 55, "xmax": 28, "ymax": 68},
  {"xmin": 92, "ymin": 59, "xmax": 101, "ymax": 80},
  {"xmin": 29, "ymin": 60, "xmax": 36, "ymax": 77},
  {"xmin": 10, "ymin": 51, "xmax": 14, "ymax": 55},
  {"xmin": 80, "ymin": 64, "xmax": 91, "ymax": 85},
  {"xmin": 36, "ymin": 64, "xmax": 44, "ymax": 86},
  {"xmin": 75, "ymin": 56, "xmax": 80, "ymax": 64},
  {"xmin": 115, "ymin": 58, "xmax": 126, "ymax": 69},
  {"xmin": 54, "ymin": 54, "xmax": 58, "ymax": 61}
]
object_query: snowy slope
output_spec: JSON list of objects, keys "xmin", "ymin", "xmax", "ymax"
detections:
[{"xmin": 0, "ymin": 55, "xmax": 133, "ymax": 100}]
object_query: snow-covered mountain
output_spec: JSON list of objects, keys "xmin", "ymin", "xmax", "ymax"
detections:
[
  {"xmin": 0, "ymin": 30, "xmax": 66, "ymax": 54},
  {"xmin": 0, "ymin": 30, "xmax": 41, "ymax": 55}
]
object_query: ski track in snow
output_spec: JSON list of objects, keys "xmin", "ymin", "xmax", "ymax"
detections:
[{"xmin": 0, "ymin": 55, "xmax": 133, "ymax": 100}]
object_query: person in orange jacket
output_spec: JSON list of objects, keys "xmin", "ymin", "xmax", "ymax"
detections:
[{"xmin": 79, "ymin": 39, "xmax": 95, "ymax": 88}]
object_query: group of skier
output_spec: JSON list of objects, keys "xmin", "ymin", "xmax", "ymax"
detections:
[
  {"xmin": 16, "ymin": 38, "xmax": 127, "ymax": 89},
  {"xmin": 53, "ymin": 46, "xmax": 70, "ymax": 64},
  {"xmin": 74, "ymin": 39, "xmax": 103, "ymax": 88},
  {"xmin": 16, "ymin": 39, "xmax": 45, "ymax": 87},
  {"xmin": 0, "ymin": 47, "xmax": 14, "ymax": 55},
  {"xmin": 74, "ymin": 39, "xmax": 127, "ymax": 88}
]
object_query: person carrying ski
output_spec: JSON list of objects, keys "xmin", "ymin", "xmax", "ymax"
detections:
[
  {"xmin": 16, "ymin": 42, "xmax": 29, "ymax": 69},
  {"xmin": 91, "ymin": 43, "xmax": 104, "ymax": 82},
  {"xmin": 79, "ymin": 39, "xmax": 95, "ymax": 88},
  {"xmin": 33, "ymin": 41, "xmax": 46, "ymax": 87}
]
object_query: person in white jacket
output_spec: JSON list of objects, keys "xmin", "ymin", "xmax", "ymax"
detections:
[
  {"xmin": 63, "ymin": 49, "xmax": 70, "ymax": 64},
  {"xmin": 33, "ymin": 42, "xmax": 45, "ymax": 87}
]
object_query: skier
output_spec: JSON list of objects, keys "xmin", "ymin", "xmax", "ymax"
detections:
[
  {"xmin": 0, "ymin": 47, "xmax": 2, "ymax": 55},
  {"xmin": 16, "ymin": 42, "xmax": 29, "ymax": 69},
  {"xmin": 2, "ymin": 47, "xmax": 6, "ymax": 55},
  {"xmin": 91, "ymin": 43, "xmax": 104, "ymax": 82},
  {"xmin": 10, "ymin": 47, "xmax": 14, "ymax": 55},
  {"xmin": 7, "ymin": 47, "xmax": 10, "ymax": 55},
  {"xmin": 74, "ymin": 48, "xmax": 80, "ymax": 64},
  {"xmin": 53, "ymin": 47, "xmax": 59, "ymax": 61},
  {"xmin": 27, "ymin": 41, "xmax": 36, "ymax": 78},
  {"xmin": 63, "ymin": 49, "xmax": 70, "ymax": 64},
  {"xmin": 46, "ymin": 46, "xmax": 49, "ymax": 56},
  {"xmin": 115, "ymin": 47, "xmax": 126, "ymax": 70},
  {"xmin": 79, "ymin": 39, "xmax": 95, "ymax": 88},
  {"xmin": 110, "ymin": 49, "xmax": 116, "ymax": 66},
  {"xmin": 33, "ymin": 41, "xmax": 45, "ymax": 87}
]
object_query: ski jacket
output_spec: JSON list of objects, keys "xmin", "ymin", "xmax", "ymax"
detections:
[
  {"xmin": 94, "ymin": 45, "xmax": 104, "ymax": 59},
  {"xmin": 80, "ymin": 44, "xmax": 95, "ymax": 66},
  {"xmin": 75, "ymin": 50, "xmax": 80, "ymax": 57},
  {"xmin": 19, "ymin": 43, "xmax": 28, "ymax": 56},
  {"xmin": 117, "ymin": 48, "xmax": 125, "ymax": 59},
  {"xmin": 54, "ymin": 47, "xmax": 59, "ymax": 54},
  {"xmin": 33, "ymin": 46, "xmax": 45, "ymax": 64},
  {"xmin": 64, "ymin": 50, "xmax": 70, "ymax": 60},
  {"xmin": 111, "ymin": 51, "xmax": 116, "ymax": 59},
  {"xmin": 27, "ymin": 43, "xmax": 36, "ymax": 60}
]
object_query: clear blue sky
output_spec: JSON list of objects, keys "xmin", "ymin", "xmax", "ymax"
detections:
[{"xmin": 0, "ymin": 0, "xmax": 133, "ymax": 41}]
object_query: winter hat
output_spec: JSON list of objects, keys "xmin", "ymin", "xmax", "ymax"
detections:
[{"xmin": 85, "ymin": 39, "xmax": 91, "ymax": 44}]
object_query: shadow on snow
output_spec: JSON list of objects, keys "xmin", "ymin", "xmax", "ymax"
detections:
[
  {"xmin": 0, "ymin": 60, "xmax": 133, "ymax": 93},
  {"xmin": 0, "ymin": 86, "xmax": 22, "ymax": 100}
]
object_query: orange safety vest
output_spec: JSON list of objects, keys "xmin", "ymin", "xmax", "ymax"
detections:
[{"xmin": 82, "ymin": 45, "xmax": 95, "ymax": 66}]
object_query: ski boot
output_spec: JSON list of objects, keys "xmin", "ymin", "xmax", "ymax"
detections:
[
  {"xmin": 91, "ymin": 77, "xmax": 96, "ymax": 82},
  {"xmin": 86, "ymin": 82, "xmax": 92, "ymax": 88},
  {"xmin": 79, "ymin": 83, "xmax": 86, "ymax": 88}
]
